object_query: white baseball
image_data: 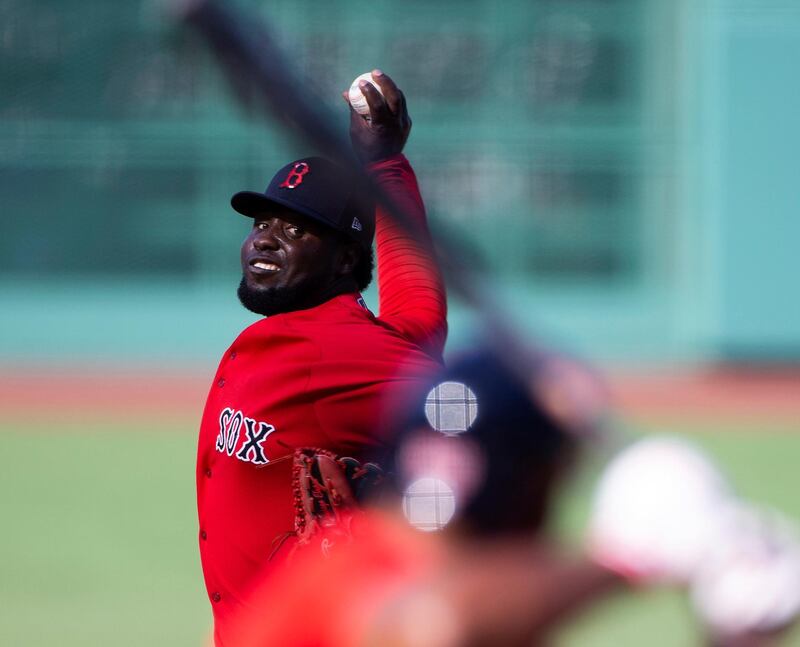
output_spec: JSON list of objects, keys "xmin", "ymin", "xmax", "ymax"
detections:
[{"xmin": 348, "ymin": 72, "xmax": 384, "ymax": 118}]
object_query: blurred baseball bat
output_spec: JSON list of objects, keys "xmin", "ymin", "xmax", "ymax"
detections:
[{"xmin": 174, "ymin": 0, "xmax": 607, "ymax": 429}]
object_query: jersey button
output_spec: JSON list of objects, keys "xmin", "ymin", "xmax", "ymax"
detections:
[
  {"xmin": 217, "ymin": 378, "xmax": 225, "ymax": 388},
  {"xmin": 205, "ymin": 468, "xmax": 212, "ymax": 478},
  {"xmin": 200, "ymin": 530, "xmax": 207, "ymax": 540},
  {"xmin": 211, "ymin": 592, "xmax": 221, "ymax": 603},
  {"xmin": 230, "ymin": 351, "xmax": 237, "ymax": 360}
]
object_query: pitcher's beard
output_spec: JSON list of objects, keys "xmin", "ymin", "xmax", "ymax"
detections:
[{"xmin": 237, "ymin": 276, "xmax": 305, "ymax": 316}]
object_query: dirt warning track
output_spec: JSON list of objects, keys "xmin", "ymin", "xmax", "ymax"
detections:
[{"xmin": 1, "ymin": 366, "xmax": 798, "ymax": 429}]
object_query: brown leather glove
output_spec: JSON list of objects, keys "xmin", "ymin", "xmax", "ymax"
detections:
[{"xmin": 290, "ymin": 448, "xmax": 384, "ymax": 556}]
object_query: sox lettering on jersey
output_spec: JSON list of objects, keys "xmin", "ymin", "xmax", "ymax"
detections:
[{"xmin": 216, "ymin": 407, "xmax": 276, "ymax": 465}]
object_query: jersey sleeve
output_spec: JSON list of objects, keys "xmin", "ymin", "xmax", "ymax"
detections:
[{"xmin": 368, "ymin": 154, "xmax": 448, "ymax": 359}]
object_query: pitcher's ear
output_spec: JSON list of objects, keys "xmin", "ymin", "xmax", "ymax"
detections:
[{"xmin": 336, "ymin": 240, "xmax": 361, "ymax": 277}]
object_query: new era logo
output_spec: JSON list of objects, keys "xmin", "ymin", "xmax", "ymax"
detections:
[{"xmin": 351, "ymin": 217, "xmax": 363, "ymax": 232}]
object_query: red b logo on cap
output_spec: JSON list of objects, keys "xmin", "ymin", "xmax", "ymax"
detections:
[{"xmin": 279, "ymin": 162, "xmax": 309, "ymax": 189}]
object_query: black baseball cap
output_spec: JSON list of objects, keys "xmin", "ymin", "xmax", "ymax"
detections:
[
  {"xmin": 231, "ymin": 156, "xmax": 375, "ymax": 250},
  {"xmin": 378, "ymin": 346, "xmax": 580, "ymax": 536}
]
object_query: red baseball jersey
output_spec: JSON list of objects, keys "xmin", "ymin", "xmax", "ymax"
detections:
[{"xmin": 196, "ymin": 155, "xmax": 447, "ymax": 646}]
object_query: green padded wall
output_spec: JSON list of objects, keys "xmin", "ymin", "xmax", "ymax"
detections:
[{"xmin": 4, "ymin": 0, "xmax": 796, "ymax": 363}]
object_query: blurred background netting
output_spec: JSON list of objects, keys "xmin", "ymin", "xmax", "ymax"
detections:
[
  {"xmin": 1, "ymin": 0, "xmax": 799, "ymax": 645},
  {"xmin": 4, "ymin": 0, "xmax": 798, "ymax": 365},
  {"xmin": 2, "ymin": 0, "xmax": 798, "ymax": 364},
  {"xmin": 0, "ymin": 0, "xmax": 715, "ymax": 362}
]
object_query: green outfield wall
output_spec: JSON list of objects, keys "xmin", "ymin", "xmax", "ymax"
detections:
[{"xmin": 1, "ymin": 0, "xmax": 798, "ymax": 365}]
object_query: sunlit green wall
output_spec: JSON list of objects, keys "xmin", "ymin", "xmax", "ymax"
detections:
[
  {"xmin": 1, "ymin": 0, "xmax": 798, "ymax": 365},
  {"xmin": 709, "ymin": 0, "xmax": 800, "ymax": 360}
]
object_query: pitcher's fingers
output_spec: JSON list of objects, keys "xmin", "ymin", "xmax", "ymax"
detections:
[{"xmin": 371, "ymin": 69, "xmax": 401, "ymax": 114}]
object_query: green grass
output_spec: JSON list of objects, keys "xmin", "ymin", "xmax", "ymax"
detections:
[
  {"xmin": 1, "ymin": 419, "xmax": 799, "ymax": 646},
  {"xmin": 0, "ymin": 423, "xmax": 208, "ymax": 647}
]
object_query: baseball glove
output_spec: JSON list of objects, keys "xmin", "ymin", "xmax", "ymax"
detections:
[{"xmin": 277, "ymin": 448, "xmax": 384, "ymax": 559}]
